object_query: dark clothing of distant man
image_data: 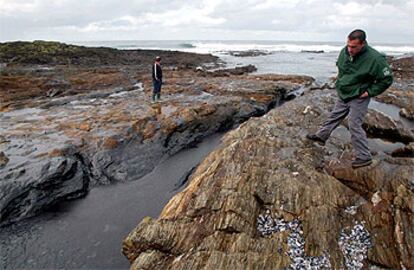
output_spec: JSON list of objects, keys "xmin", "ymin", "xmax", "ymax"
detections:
[
  {"xmin": 306, "ymin": 29, "xmax": 393, "ymax": 168},
  {"xmin": 152, "ymin": 56, "xmax": 163, "ymax": 102}
]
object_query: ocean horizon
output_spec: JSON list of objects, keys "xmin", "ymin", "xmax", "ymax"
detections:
[
  {"xmin": 70, "ymin": 40, "xmax": 414, "ymax": 55},
  {"xmin": 66, "ymin": 40, "xmax": 414, "ymax": 81}
]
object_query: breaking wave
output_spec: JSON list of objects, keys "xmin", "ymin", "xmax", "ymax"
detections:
[
  {"xmin": 74, "ymin": 40, "xmax": 414, "ymax": 56},
  {"xmin": 184, "ymin": 41, "xmax": 414, "ymax": 56},
  {"xmin": 190, "ymin": 42, "xmax": 342, "ymax": 53}
]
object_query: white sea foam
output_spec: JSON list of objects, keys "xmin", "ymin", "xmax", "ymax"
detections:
[
  {"xmin": 186, "ymin": 42, "xmax": 414, "ymax": 55},
  {"xmin": 75, "ymin": 40, "xmax": 414, "ymax": 56},
  {"xmin": 372, "ymin": 45, "xmax": 414, "ymax": 54},
  {"xmin": 189, "ymin": 42, "xmax": 343, "ymax": 53}
]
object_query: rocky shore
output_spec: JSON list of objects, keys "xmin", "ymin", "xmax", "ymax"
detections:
[
  {"xmin": 1, "ymin": 41, "xmax": 413, "ymax": 269},
  {"xmin": 123, "ymin": 92, "xmax": 414, "ymax": 270},
  {"xmin": 122, "ymin": 56, "xmax": 414, "ymax": 269},
  {"xmin": 0, "ymin": 41, "xmax": 313, "ymax": 226},
  {"xmin": 377, "ymin": 56, "xmax": 414, "ymax": 120}
]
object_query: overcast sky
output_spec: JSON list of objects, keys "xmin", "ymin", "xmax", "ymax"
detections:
[{"xmin": 1, "ymin": 0, "xmax": 413, "ymax": 43}]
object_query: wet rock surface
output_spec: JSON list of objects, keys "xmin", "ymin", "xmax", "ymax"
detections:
[
  {"xmin": 375, "ymin": 56, "xmax": 414, "ymax": 121},
  {"xmin": 123, "ymin": 89, "xmax": 413, "ymax": 269},
  {"xmin": 391, "ymin": 142, "xmax": 414, "ymax": 158},
  {"xmin": 1, "ymin": 41, "xmax": 413, "ymax": 269},
  {"xmin": 363, "ymin": 109, "xmax": 414, "ymax": 143},
  {"xmin": 0, "ymin": 41, "xmax": 218, "ymax": 109},
  {"xmin": 0, "ymin": 41, "xmax": 314, "ymax": 226},
  {"xmin": 0, "ymin": 134, "xmax": 223, "ymax": 270}
]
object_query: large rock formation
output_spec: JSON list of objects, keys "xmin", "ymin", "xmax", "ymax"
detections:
[
  {"xmin": 123, "ymin": 90, "xmax": 413, "ymax": 269},
  {"xmin": 0, "ymin": 41, "xmax": 314, "ymax": 226},
  {"xmin": 363, "ymin": 109, "xmax": 414, "ymax": 143}
]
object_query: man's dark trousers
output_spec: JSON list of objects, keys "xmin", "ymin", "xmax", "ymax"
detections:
[
  {"xmin": 152, "ymin": 80, "xmax": 162, "ymax": 101},
  {"xmin": 315, "ymin": 97, "xmax": 371, "ymax": 161}
]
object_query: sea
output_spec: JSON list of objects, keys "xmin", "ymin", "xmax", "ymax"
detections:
[{"xmin": 72, "ymin": 40, "xmax": 414, "ymax": 82}]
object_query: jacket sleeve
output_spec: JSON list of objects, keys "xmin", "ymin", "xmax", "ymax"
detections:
[
  {"xmin": 154, "ymin": 64, "xmax": 159, "ymax": 80},
  {"xmin": 367, "ymin": 56, "xmax": 393, "ymax": 97},
  {"xmin": 151, "ymin": 65, "xmax": 154, "ymax": 80},
  {"xmin": 158, "ymin": 65, "xmax": 163, "ymax": 81}
]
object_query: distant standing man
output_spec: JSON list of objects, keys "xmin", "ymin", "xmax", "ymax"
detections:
[
  {"xmin": 306, "ymin": 29, "xmax": 393, "ymax": 168},
  {"xmin": 152, "ymin": 56, "xmax": 163, "ymax": 102}
]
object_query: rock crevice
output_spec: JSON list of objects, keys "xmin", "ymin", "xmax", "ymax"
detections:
[{"xmin": 123, "ymin": 89, "xmax": 413, "ymax": 269}]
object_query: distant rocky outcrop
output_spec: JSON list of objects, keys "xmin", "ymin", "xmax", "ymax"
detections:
[
  {"xmin": 0, "ymin": 40, "xmax": 218, "ymax": 67},
  {"xmin": 226, "ymin": 50, "xmax": 272, "ymax": 57},
  {"xmin": 203, "ymin": 64, "xmax": 258, "ymax": 76},
  {"xmin": 123, "ymin": 90, "xmax": 413, "ymax": 269},
  {"xmin": 301, "ymin": 50, "xmax": 324, "ymax": 54}
]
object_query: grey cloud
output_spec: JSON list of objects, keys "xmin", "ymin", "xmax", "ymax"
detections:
[{"xmin": 0, "ymin": 0, "xmax": 413, "ymax": 43}]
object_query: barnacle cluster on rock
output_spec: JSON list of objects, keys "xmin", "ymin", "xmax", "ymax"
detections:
[
  {"xmin": 258, "ymin": 210, "xmax": 332, "ymax": 270},
  {"xmin": 258, "ymin": 210, "xmax": 372, "ymax": 270}
]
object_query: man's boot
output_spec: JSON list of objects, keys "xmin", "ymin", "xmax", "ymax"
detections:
[{"xmin": 306, "ymin": 134, "xmax": 326, "ymax": 146}]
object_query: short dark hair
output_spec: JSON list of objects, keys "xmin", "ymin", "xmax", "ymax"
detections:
[{"xmin": 348, "ymin": 29, "xmax": 366, "ymax": 43}]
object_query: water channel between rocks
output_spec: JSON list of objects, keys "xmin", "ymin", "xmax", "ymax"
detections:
[
  {"xmin": 0, "ymin": 134, "xmax": 223, "ymax": 270},
  {"xmin": 0, "ymin": 92, "xmax": 412, "ymax": 270}
]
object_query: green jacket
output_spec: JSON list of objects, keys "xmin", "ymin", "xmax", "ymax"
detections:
[{"xmin": 335, "ymin": 44, "xmax": 393, "ymax": 102}]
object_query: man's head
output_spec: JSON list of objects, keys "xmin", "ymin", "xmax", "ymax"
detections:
[
  {"xmin": 155, "ymin": 56, "xmax": 161, "ymax": 62},
  {"xmin": 347, "ymin": 29, "xmax": 366, "ymax": 57}
]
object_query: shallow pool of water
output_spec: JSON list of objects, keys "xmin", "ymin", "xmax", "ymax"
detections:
[
  {"xmin": 0, "ymin": 134, "xmax": 223, "ymax": 270},
  {"xmin": 369, "ymin": 100, "xmax": 414, "ymax": 131}
]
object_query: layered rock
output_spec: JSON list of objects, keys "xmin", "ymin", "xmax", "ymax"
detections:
[
  {"xmin": 123, "ymin": 90, "xmax": 413, "ymax": 269},
  {"xmin": 0, "ymin": 42, "xmax": 314, "ymax": 226},
  {"xmin": 392, "ymin": 142, "xmax": 414, "ymax": 158},
  {"xmin": 376, "ymin": 56, "xmax": 414, "ymax": 120},
  {"xmin": 363, "ymin": 109, "xmax": 413, "ymax": 143}
]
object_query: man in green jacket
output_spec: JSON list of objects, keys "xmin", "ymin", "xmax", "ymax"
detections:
[{"xmin": 306, "ymin": 29, "xmax": 393, "ymax": 168}]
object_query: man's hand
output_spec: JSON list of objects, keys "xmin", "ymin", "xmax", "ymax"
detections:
[{"xmin": 359, "ymin": 91, "xmax": 369, "ymax": 98}]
